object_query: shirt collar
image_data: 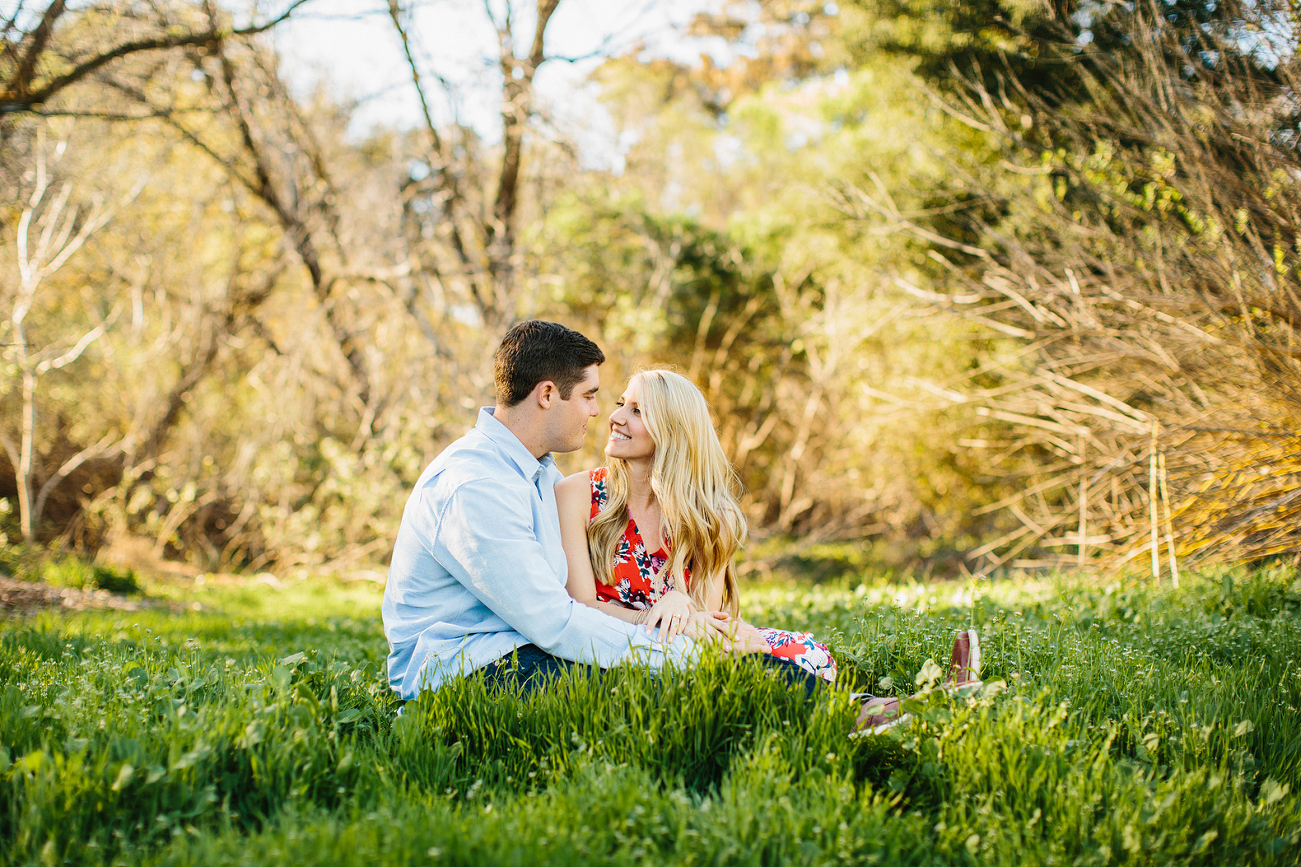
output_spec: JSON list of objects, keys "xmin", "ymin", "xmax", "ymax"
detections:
[{"xmin": 476, "ymin": 407, "xmax": 555, "ymax": 483}]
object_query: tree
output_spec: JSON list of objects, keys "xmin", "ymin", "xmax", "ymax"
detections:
[
  {"xmin": 0, "ymin": 129, "xmax": 137, "ymax": 541},
  {"xmin": 383, "ymin": 0, "xmax": 567, "ymax": 331},
  {"xmin": 536, "ymin": 4, "xmax": 1012, "ymax": 568},
  {"xmin": 0, "ymin": 0, "xmax": 310, "ymax": 116},
  {"xmin": 843, "ymin": 0, "xmax": 1301, "ymax": 570}
]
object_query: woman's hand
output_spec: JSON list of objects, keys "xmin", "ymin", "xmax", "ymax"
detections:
[
  {"xmin": 642, "ymin": 589, "xmax": 696, "ymax": 643},
  {"xmin": 682, "ymin": 610, "xmax": 731, "ymax": 643},
  {"xmin": 706, "ymin": 613, "xmax": 770, "ymax": 655}
]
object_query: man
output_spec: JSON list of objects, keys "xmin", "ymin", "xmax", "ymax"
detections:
[{"xmin": 383, "ymin": 320, "xmax": 696, "ymax": 700}]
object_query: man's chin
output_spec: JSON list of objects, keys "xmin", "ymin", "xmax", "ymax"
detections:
[{"xmin": 553, "ymin": 437, "xmax": 586, "ymax": 454}]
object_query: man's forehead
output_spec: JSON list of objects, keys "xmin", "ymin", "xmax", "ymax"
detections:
[{"xmin": 579, "ymin": 364, "xmax": 600, "ymax": 391}]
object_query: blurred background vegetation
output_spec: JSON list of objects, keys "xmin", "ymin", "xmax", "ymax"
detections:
[{"xmin": 2, "ymin": 0, "xmax": 1299, "ymax": 581}]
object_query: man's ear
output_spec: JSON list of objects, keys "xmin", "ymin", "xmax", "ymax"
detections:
[{"xmin": 534, "ymin": 380, "xmax": 557, "ymax": 409}]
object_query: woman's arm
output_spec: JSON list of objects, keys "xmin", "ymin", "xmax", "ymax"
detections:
[
  {"xmin": 705, "ymin": 575, "xmax": 726, "ymax": 613},
  {"xmin": 555, "ymin": 471, "xmax": 646, "ymax": 626}
]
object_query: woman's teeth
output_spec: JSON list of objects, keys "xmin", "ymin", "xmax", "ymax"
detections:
[{"xmin": 610, "ymin": 430, "xmax": 631, "ymax": 441}]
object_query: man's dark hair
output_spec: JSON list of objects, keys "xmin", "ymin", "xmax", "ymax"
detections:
[{"xmin": 494, "ymin": 320, "xmax": 605, "ymax": 407}]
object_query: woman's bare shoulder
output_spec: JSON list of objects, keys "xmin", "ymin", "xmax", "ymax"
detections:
[
  {"xmin": 555, "ymin": 469, "xmax": 596, "ymax": 505},
  {"xmin": 557, "ymin": 468, "xmax": 595, "ymax": 489}
]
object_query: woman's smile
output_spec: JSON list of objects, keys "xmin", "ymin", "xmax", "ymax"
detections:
[{"xmin": 604, "ymin": 384, "xmax": 655, "ymax": 459}]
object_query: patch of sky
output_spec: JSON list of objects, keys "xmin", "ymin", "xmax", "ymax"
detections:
[
  {"xmin": 450, "ymin": 304, "xmax": 481, "ymax": 327},
  {"xmin": 281, "ymin": 0, "xmax": 775, "ymax": 171},
  {"xmin": 1227, "ymin": 11, "xmax": 1297, "ymax": 70},
  {"xmin": 275, "ymin": 0, "xmax": 733, "ymax": 165},
  {"xmin": 407, "ymin": 160, "xmax": 431, "ymax": 183},
  {"xmin": 1069, "ymin": 0, "xmax": 1295, "ymax": 65},
  {"xmin": 661, "ymin": 175, "xmax": 685, "ymax": 212},
  {"xmin": 713, "ymin": 134, "xmax": 746, "ymax": 170},
  {"xmin": 1069, "ymin": 0, "xmax": 1108, "ymax": 49},
  {"xmin": 600, "ymin": 128, "xmax": 644, "ymax": 177}
]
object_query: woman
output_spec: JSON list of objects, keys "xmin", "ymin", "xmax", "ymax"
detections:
[{"xmin": 555, "ymin": 368, "xmax": 839, "ymax": 682}]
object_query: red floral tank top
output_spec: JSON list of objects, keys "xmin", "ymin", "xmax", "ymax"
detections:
[{"xmin": 589, "ymin": 467, "xmax": 691, "ymax": 610}]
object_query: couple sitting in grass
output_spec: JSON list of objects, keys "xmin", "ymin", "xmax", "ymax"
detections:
[{"xmin": 382, "ymin": 320, "xmax": 979, "ymax": 732}]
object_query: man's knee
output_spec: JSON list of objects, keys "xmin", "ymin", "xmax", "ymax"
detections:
[{"xmin": 483, "ymin": 644, "xmax": 580, "ymax": 693}]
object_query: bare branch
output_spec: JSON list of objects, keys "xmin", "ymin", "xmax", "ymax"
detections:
[
  {"xmin": 32, "ymin": 432, "xmax": 122, "ymax": 524},
  {"xmin": 386, "ymin": 0, "xmax": 444, "ymax": 155},
  {"xmin": 0, "ymin": 0, "xmax": 314, "ymax": 114},
  {"xmin": 6, "ymin": 0, "xmax": 66, "ymax": 100},
  {"xmin": 35, "ymin": 317, "xmax": 108, "ymax": 373}
]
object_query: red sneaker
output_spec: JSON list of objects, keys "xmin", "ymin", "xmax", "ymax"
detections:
[
  {"xmin": 851, "ymin": 696, "xmax": 910, "ymax": 736},
  {"xmin": 943, "ymin": 629, "xmax": 982, "ymax": 690}
]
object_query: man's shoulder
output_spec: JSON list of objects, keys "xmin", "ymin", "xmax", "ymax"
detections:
[
  {"xmin": 427, "ymin": 428, "xmax": 498, "ymax": 472},
  {"xmin": 414, "ymin": 429, "xmax": 529, "ymax": 502}
]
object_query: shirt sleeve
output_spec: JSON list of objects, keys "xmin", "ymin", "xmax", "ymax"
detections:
[{"xmin": 427, "ymin": 479, "xmax": 696, "ymax": 668}]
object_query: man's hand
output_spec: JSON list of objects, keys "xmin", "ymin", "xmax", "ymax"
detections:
[{"xmin": 642, "ymin": 589, "xmax": 696, "ymax": 643}]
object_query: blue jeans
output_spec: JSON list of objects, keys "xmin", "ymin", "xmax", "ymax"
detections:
[{"xmin": 480, "ymin": 644, "xmax": 822, "ymax": 697}]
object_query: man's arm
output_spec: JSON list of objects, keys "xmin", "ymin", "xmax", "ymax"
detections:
[
  {"xmin": 555, "ymin": 471, "xmax": 648, "ymax": 626},
  {"xmin": 427, "ymin": 480, "xmax": 694, "ymax": 667}
]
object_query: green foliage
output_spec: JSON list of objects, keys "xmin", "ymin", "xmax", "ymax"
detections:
[
  {"xmin": 0, "ymin": 546, "xmax": 140, "ymax": 595},
  {"xmin": 825, "ymin": 0, "xmax": 1301, "ymax": 568},
  {"xmin": 1, "ymin": 568, "xmax": 1299, "ymax": 865},
  {"xmin": 540, "ymin": 41, "xmax": 1012, "ymax": 558},
  {"xmin": 9, "ymin": 0, "xmax": 1299, "ymax": 578}
]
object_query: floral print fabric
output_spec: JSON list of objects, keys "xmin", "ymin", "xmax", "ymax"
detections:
[
  {"xmin": 588, "ymin": 468, "xmax": 837, "ymax": 682},
  {"xmin": 588, "ymin": 467, "xmax": 680, "ymax": 609}
]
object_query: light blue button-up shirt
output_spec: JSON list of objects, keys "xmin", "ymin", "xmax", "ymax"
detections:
[{"xmin": 383, "ymin": 407, "xmax": 695, "ymax": 699}]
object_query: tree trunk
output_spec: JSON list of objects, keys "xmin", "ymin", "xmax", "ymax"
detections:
[{"xmin": 17, "ymin": 365, "xmax": 37, "ymax": 542}]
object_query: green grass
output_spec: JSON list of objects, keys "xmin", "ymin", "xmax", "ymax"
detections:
[{"xmin": 1, "ymin": 565, "xmax": 1299, "ymax": 865}]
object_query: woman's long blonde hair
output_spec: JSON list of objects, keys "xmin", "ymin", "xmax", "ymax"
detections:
[{"xmin": 588, "ymin": 369, "xmax": 747, "ymax": 617}]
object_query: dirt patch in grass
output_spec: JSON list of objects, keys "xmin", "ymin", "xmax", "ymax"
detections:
[{"xmin": 0, "ymin": 575, "xmax": 161, "ymax": 617}]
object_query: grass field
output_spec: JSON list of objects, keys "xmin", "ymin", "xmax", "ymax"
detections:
[{"xmin": 2, "ymin": 565, "xmax": 1300, "ymax": 865}]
